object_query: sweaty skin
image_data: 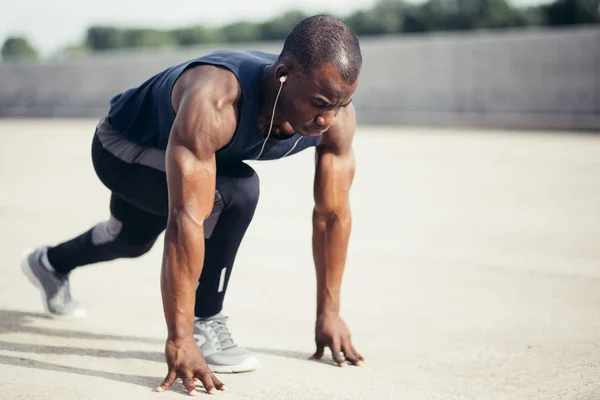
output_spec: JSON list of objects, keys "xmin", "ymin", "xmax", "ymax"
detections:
[{"xmin": 157, "ymin": 60, "xmax": 363, "ymax": 396}]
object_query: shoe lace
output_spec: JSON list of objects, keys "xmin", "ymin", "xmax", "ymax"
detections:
[
  {"xmin": 206, "ymin": 317, "xmax": 236, "ymax": 350},
  {"xmin": 54, "ymin": 275, "xmax": 73, "ymax": 303}
]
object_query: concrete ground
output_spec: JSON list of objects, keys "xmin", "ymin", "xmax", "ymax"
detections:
[{"xmin": 0, "ymin": 119, "xmax": 599, "ymax": 400}]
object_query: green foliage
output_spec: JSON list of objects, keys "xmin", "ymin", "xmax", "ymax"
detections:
[
  {"xmin": 46, "ymin": 0, "xmax": 599, "ymax": 57},
  {"xmin": 542, "ymin": 0, "xmax": 600, "ymax": 25},
  {"xmin": 85, "ymin": 26, "xmax": 122, "ymax": 50},
  {"xmin": 1, "ymin": 36, "xmax": 38, "ymax": 61},
  {"xmin": 120, "ymin": 28, "xmax": 176, "ymax": 48},
  {"xmin": 346, "ymin": 0, "xmax": 408, "ymax": 35},
  {"xmin": 85, "ymin": 26, "xmax": 176, "ymax": 50},
  {"xmin": 260, "ymin": 10, "xmax": 309, "ymax": 40},
  {"xmin": 171, "ymin": 26, "xmax": 223, "ymax": 46},
  {"xmin": 219, "ymin": 21, "xmax": 263, "ymax": 43}
]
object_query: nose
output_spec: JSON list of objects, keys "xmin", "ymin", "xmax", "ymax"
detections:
[{"xmin": 315, "ymin": 110, "xmax": 336, "ymax": 128}]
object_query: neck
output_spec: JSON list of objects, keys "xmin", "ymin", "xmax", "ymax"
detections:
[{"xmin": 258, "ymin": 64, "xmax": 284, "ymax": 129}]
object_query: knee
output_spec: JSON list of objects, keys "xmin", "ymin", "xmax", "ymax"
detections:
[
  {"xmin": 91, "ymin": 217, "xmax": 158, "ymax": 259},
  {"xmin": 217, "ymin": 163, "xmax": 260, "ymax": 217}
]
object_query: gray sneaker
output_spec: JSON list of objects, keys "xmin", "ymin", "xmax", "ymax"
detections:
[
  {"xmin": 194, "ymin": 313, "xmax": 260, "ymax": 373},
  {"xmin": 21, "ymin": 247, "xmax": 87, "ymax": 319}
]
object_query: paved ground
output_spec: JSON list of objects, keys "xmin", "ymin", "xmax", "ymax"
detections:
[{"xmin": 0, "ymin": 119, "xmax": 599, "ymax": 400}]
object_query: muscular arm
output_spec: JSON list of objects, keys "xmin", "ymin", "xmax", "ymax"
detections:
[
  {"xmin": 312, "ymin": 104, "xmax": 356, "ymax": 317},
  {"xmin": 161, "ymin": 70, "xmax": 238, "ymax": 342}
]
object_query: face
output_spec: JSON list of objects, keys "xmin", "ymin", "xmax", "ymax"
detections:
[{"xmin": 278, "ymin": 62, "xmax": 359, "ymax": 137}]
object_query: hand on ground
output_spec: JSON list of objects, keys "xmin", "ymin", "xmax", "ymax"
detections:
[{"xmin": 157, "ymin": 336, "xmax": 227, "ymax": 396}]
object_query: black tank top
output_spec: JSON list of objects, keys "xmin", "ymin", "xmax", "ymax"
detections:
[{"xmin": 107, "ymin": 50, "xmax": 321, "ymax": 163}]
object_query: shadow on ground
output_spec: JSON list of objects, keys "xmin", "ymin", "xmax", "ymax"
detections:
[
  {"xmin": 0, "ymin": 309, "xmax": 332, "ymax": 391},
  {"xmin": 246, "ymin": 347, "xmax": 343, "ymax": 367},
  {"xmin": 246, "ymin": 347, "xmax": 313, "ymax": 361},
  {"xmin": 0, "ymin": 309, "xmax": 164, "ymax": 344},
  {"xmin": 0, "ymin": 354, "xmax": 171, "ymax": 392},
  {"xmin": 0, "ymin": 309, "xmax": 185, "ymax": 393}
]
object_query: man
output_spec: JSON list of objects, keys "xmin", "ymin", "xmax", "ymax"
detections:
[{"xmin": 21, "ymin": 15, "xmax": 365, "ymax": 395}]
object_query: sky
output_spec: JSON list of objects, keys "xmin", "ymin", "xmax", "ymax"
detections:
[{"xmin": 1, "ymin": 0, "xmax": 552, "ymax": 56}]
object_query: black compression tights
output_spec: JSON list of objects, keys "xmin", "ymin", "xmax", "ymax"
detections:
[{"xmin": 47, "ymin": 135, "xmax": 260, "ymax": 318}]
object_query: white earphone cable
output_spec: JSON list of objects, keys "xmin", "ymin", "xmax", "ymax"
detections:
[
  {"xmin": 254, "ymin": 77, "xmax": 285, "ymax": 161},
  {"xmin": 281, "ymin": 136, "xmax": 303, "ymax": 158}
]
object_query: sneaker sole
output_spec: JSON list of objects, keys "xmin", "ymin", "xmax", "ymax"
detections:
[
  {"xmin": 208, "ymin": 356, "xmax": 261, "ymax": 374},
  {"xmin": 20, "ymin": 248, "xmax": 87, "ymax": 320}
]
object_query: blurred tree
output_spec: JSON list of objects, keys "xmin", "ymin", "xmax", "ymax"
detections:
[
  {"xmin": 51, "ymin": 44, "xmax": 91, "ymax": 60},
  {"xmin": 86, "ymin": 26, "xmax": 177, "ymax": 50},
  {"xmin": 1, "ymin": 36, "xmax": 38, "ymax": 61},
  {"xmin": 518, "ymin": 5, "xmax": 548, "ymax": 26},
  {"xmin": 171, "ymin": 26, "xmax": 223, "ymax": 46},
  {"xmin": 219, "ymin": 21, "xmax": 262, "ymax": 42},
  {"xmin": 260, "ymin": 10, "xmax": 308, "ymax": 40},
  {"xmin": 543, "ymin": 0, "xmax": 600, "ymax": 25},
  {"xmin": 406, "ymin": 0, "xmax": 448, "ymax": 32},
  {"xmin": 85, "ymin": 26, "xmax": 124, "ymax": 50},
  {"xmin": 120, "ymin": 28, "xmax": 175, "ymax": 48},
  {"xmin": 74, "ymin": 0, "xmax": 599, "ymax": 54},
  {"xmin": 346, "ymin": 0, "xmax": 407, "ymax": 35},
  {"xmin": 403, "ymin": 0, "xmax": 538, "ymax": 32},
  {"xmin": 466, "ymin": 0, "xmax": 532, "ymax": 28}
]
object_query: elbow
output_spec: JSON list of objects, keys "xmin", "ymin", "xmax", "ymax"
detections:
[{"xmin": 313, "ymin": 205, "xmax": 351, "ymax": 229}]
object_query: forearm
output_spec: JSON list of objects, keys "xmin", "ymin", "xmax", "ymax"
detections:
[
  {"xmin": 161, "ymin": 211, "xmax": 206, "ymax": 340},
  {"xmin": 312, "ymin": 207, "xmax": 351, "ymax": 316}
]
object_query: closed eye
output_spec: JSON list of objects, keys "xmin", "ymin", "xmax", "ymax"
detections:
[
  {"xmin": 312, "ymin": 100, "xmax": 333, "ymax": 109},
  {"xmin": 312, "ymin": 97, "xmax": 352, "ymax": 109}
]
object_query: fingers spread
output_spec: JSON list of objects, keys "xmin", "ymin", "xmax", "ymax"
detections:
[
  {"xmin": 182, "ymin": 377, "xmax": 198, "ymax": 396},
  {"xmin": 196, "ymin": 370, "xmax": 217, "ymax": 395},
  {"xmin": 342, "ymin": 342, "xmax": 362, "ymax": 366},
  {"xmin": 330, "ymin": 338, "xmax": 346, "ymax": 366},
  {"xmin": 351, "ymin": 344, "xmax": 366, "ymax": 363},
  {"xmin": 211, "ymin": 373, "xmax": 227, "ymax": 391},
  {"xmin": 156, "ymin": 369, "xmax": 177, "ymax": 392}
]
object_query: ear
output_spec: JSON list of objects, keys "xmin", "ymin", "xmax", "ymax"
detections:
[{"xmin": 274, "ymin": 63, "xmax": 289, "ymax": 84}]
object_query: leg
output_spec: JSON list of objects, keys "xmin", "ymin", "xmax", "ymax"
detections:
[
  {"xmin": 47, "ymin": 194, "xmax": 167, "ymax": 274},
  {"xmin": 21, "ymin": 125, "xmax": 170, "ymax": 318},
  {"xmin": 21, "ymin": 195, "xmax": 167, "ymax": 318},
  {"xmin": 192, "ymin": 162, "xmax": 261, "ymax": 373},
  {"xmin": 22, "ymin": 122, "xmax": 224, "ymax": 318},
  {"xmin": 48, "ymin": 128, "xmax": 172, "ymax": 274},
  {"xmin": 194, "ymin": 162, "xmax": 260, "ymax": 318}
]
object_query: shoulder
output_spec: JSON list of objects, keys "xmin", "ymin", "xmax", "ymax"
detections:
[
  {"xmin": 172, "ymin": 64, "xmax": 242, "ymax": 113},
  {"xmin": 169, "ymin": 65, "xmax": 242, "ymax": 153}
]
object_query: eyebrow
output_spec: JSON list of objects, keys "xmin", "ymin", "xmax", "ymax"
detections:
[{"xmin": 314, "ymin": 95, "xmax": 352, "ymax": 107}]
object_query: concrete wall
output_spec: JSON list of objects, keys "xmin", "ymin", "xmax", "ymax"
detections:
[{"xmin": 1, "ymin": 26, "xmax": 599, "ymax": 130}]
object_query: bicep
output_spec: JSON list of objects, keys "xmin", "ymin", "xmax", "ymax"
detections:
[
  {"xmin": 165, "ymin": 143, "xmax": 216, "ymax": 225},
  {"xmin": 166, "ymin": 88, "xmax": 235, "ymax": 224}
]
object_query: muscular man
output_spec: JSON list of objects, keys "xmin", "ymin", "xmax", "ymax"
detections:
[{"xmin": 21, "ymin": 15, "xmax": 365, "ymax": 395}]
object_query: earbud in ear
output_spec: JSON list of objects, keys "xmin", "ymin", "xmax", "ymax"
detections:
[{"xmin": 279, "ymin": 75, "xmax": 287, "ymax": 83}]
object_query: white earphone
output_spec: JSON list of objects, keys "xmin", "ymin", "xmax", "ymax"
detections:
[{"xmin": 254, "ymin": 73, "xmax": 289, "ymax": 160}]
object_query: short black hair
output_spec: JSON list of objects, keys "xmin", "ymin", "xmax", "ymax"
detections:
[{"xmin": 278, "ymin": 15, "xmax": 362, "ymax": 84}]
